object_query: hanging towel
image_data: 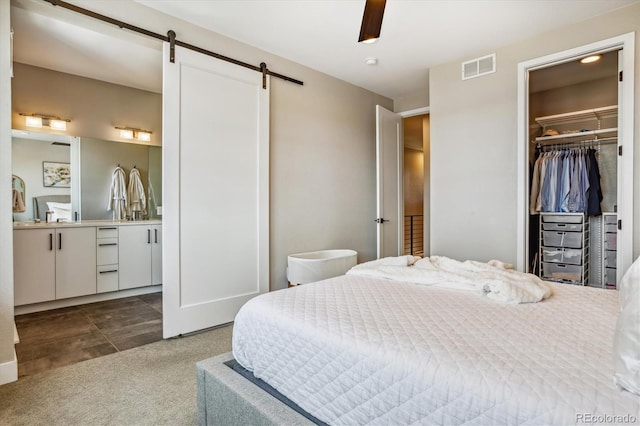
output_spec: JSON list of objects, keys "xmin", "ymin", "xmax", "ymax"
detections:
[
  {"xmin": 12, "ymin": 188, "xmax": 25, "ymax": 212},
  {"xmin": 108, "ymin": 166, "xmax": 128, "ymax": 220},
  {"xmin": 127, "ymin": 167, "xmax": 146, "ymax": 216}
]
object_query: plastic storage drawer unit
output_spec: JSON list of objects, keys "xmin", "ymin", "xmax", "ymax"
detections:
[
  {"xmin": 542, "ymin": 222, "xmax": 583, "ymax": 232},
  {"xmin": 542, "ymin": 231, "xmax": 583, "ymax": 249},
  {"xmin": 542, "ymin": 214, "xmax": 584, "ymax": 224},
  {"xmin": 542, "ymin": 262, "xmax": 582, "ymax": 283},
  {"xmin": 604, "ymin": 233, "xmax": 617, "ymax": 250},
  {"xmin": 541, "ymin": 248, "xmax": 583, "ymax": 265},
  {"xmin": 604, "ymin": 267, "xmax": 617, "ymax": 287}
]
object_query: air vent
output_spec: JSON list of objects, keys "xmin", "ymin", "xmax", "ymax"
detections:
[{"xmin": 462, "ymin": 53, "xmax": 496, "ymax": 80}]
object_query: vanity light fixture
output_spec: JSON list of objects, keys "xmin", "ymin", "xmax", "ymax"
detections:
[
  {"xmin": 119, "ymin": 128, "xmax": 134, "ymax": 139},
  {"xmin": 115, "ymin": 126, "xmax": 152, "ymax": 142},
  {"xmin": 20, "ymin": 113, "xmax": 70, "ymax": 131}
]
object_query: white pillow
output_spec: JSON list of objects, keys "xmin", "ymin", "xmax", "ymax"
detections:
[
  {"xmin": 613, "ymin": 255, "xmax": 640, "ymax": 395},
  {"xmin": 46, "ymin": 202, "xmax": 72, "ymax": 222}
]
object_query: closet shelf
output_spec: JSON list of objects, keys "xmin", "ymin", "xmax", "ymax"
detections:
[
  {"xmin": 535, "ymin": 105, "xmax": 617, "ymax": 127},
  {"xmin": 535, "ymin": 128, "xmax": 617, "ymax": 145},
  {"xmin": 533, "ymin": 104, "xmax": 618, "ymax": 145}
]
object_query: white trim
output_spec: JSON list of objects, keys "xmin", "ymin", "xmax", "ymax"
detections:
[
  {"xmin": 0, "ymin": 351, "xmax": 18, "ymax": 385},
  {"xmin": 398, "ymin": 106, "xmax": 430, "ymax": 118},
  {"xmin": 516, "ymin": 33, "xmax": 635, "ymax": 277},
  {"xmin": 1, "ymin": 0, "xmax": 16, "ymax": 385}
]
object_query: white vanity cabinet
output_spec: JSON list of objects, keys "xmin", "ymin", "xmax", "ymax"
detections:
[
  {"xmin": 119, "ymin": 224, "xmax": 162, "ymax": 290},
  {"xmin": 14, "ymin": 229, "xmax": 56, "ymax": 305},
  {"xmin": 96, "ymin": 226, "xmax": 119, "ymax": 293},
  {"xmin": 14, "ymin": 226, "xmax": 97, "ymax": 305},
  {"xmin": 151, "ymin": 225, "xmax": 162, "ymax": 286},
  {"xmin": 55, "ymin": 227, "xmax": 97, "ymax": 299}
]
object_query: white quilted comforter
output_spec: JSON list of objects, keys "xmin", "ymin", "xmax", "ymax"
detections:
[{"xmin": 232, "ymin": 275, "xmax": 639, "ymax": 425}]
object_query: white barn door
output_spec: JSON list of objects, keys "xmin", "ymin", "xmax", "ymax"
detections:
[
  {"xmin": 162, "ymin": 43, "xmax": 269, "ymax": 338},
  {"xmin": 376, "ymin": 105, "xmax": 403, "ymax": 258}
]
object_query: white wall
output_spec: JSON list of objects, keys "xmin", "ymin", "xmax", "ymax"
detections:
[
  {"xmin": 429, "ymin": 3, "xmax": 640, "ymax": 265},
  {"xmin": 12, "ymin": 63, "xmax": 162, "ymax": 146}
]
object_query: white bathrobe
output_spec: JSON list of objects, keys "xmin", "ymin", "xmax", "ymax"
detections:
[
  {"xmin": 108, "ymin": 167, "xmax": 128, "ymax": 220},
  {"xmin": 127, "ymin": 167, "xmax": 146, "ymax": 216}
]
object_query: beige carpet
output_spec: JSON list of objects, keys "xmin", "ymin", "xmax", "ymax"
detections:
[{"xmin": 0, "ymin": 324, "xmax": 233, "ymax": 426}]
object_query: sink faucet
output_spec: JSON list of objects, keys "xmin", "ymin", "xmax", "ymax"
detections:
[{"xmin": 56, "ymin": 218, "xmax": 66, "ymax": 223}]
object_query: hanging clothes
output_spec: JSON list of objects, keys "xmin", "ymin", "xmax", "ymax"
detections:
[
  {"xmin": 127, "ymin": 167, "xmax": 146, "ymax": 217},
  {"xmin": 586, "ymin": 148, "xmax": 603, "ymax": 216},
  {"xmin": 108, "ymin": 166, "xmax": 128, "ymax": 220},
  {"xmin": 530, "ymin": 147, "xmax": 603, "ymax": 216}
]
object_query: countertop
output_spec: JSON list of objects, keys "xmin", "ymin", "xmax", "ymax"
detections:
[{"xmin": 13, "ymin": 219, "xmax": 162, "ymax": 229}]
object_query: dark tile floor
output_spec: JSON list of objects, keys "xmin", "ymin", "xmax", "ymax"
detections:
[{"xmin": 14, "ymin": 292, "xmax": 163, "ymax": 378}]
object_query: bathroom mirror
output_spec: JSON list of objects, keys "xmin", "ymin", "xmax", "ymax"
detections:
[
  {"xmin": 12, "ymin": 130, "xmax": 78, "ymax": 222},
  {"xmin": 11, "ymin": 175, "xmax": 26, "ymax": 213},
  {"xmin": 80, "ymin": 137, "xmax": 162, "ymax": 220},
  {"xmin": 12, "ymin": 130, "xmax": 161, "ymax": 222}
]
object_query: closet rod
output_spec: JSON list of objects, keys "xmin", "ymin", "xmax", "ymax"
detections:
[
  {"xmin": 539, "ymin": 137, "xmax": 618, "ymax": 151},
  {"xmin": 43, "ymin": 0, "xmax": 304, "ymax": 88}
]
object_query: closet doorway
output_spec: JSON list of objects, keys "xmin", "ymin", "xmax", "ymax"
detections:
[
  {"xmin": 402, "ymin": 113, "xmax": 430, "ymax": 257},
  {"xmin": 517, "ymin": 33, "xmax": 635, "ymax": 287}
]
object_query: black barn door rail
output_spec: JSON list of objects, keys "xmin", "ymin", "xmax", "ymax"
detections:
[{"xmin": 43, "ymin": 0, "xmax": 304, "ymax": 89}]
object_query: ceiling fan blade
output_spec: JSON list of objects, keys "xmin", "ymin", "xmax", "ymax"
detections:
[{"xmin": 358, "ymin": 0, "xmax": 386, "ymax": 43}]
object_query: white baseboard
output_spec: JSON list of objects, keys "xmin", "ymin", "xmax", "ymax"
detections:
[
  {"xmin": 15, "ymin": 285, "xmax": 162, "ymax": 315},
  {"xmin": 0, "ymin": 350, "xmax": 18, "ymax": 385}
]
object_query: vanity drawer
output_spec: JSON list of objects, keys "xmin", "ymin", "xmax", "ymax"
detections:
[
  {"xmin": 97, "ymin": 264, "xmax": 118, "ymax": 293},
  {"xmin": 542, "ymin": 231, "xmax": 583, "ymax": 249},
  {"xmin": 97, "ymin": 238, "xmax": 118, "ymax": 265},
  {"xmin": 96, "ymin": 227, "xmax": 118, "ymax": 239}
]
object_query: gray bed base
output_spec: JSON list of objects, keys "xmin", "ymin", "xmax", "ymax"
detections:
[{"xmin": 196, "ymin": 352, "xmax": 316, "ymax": 426}]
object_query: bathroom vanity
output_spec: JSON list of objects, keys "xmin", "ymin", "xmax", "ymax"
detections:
[{"xmin": 13, "ymin": 220, "xmax": 162, "ymax": 308}]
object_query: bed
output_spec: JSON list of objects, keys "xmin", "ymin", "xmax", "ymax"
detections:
[
  {"xmin": 32, "ymin": 195, "xmax": 71, "ymax": 221},
  {"xmin": 198, "ymin": 257, "xmax": 640, "ymax": 425}
]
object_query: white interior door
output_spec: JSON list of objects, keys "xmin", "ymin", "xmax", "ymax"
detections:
[
  {"xmin": 162, "ymin": 43, "xmax": 270, "ymax": 338},
  {"xmin": 376, "ymin": 105, "xmax": 403, "ymax": 258}
]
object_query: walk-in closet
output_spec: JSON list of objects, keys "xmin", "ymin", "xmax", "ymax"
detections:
[{"xmin": 528, "ymin": 50, "xmax": 619, "ymax": 289}]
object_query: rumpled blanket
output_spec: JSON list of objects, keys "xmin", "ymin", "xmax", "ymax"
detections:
[{"xmin": 347, "ymin": 255, "xmax": 552, "ymax": 304}]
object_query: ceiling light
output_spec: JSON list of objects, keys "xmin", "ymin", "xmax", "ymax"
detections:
[
  {"xmin": 580, "ymin": 55, "xmax": 601, "ymax": 64},
  {"xmin": 20, "ymin": 113, "xmax": 70, "ymax": 131},
  {"xmin": 365, "ymin": 57, "xmax": 378, "ymax": 66},
  {"xmin": 361, "ymin": 38, "xmax": 378, "ymax": 44}
]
